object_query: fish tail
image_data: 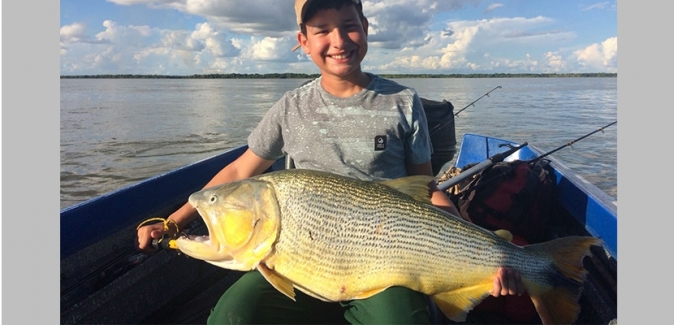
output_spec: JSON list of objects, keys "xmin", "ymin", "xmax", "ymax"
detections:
[{"xmin": 525, "ymin": 236, "xmax": 603, "ymax": 324}]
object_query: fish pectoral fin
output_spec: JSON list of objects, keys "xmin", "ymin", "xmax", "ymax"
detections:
[
  {"xmin": 430, "ymin": 283, "xmax": 493, "ymax": 322},
  {"xmin": 378, "ymin": 176, "xmax": 435, "ymax": 204},
  {"xmin": 494, "ymin": 229, "xmax": 513, "ymax": 242},
  {"xmin": 257, "ymin": 263, "xmax": 296, "ymax": 301}
]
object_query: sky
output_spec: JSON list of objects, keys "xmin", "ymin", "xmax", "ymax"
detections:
[{"xmin": 59, "ymin": 0, "xmax": 617, "ymax": 76}]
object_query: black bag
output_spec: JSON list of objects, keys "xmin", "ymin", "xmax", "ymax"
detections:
[
  {"xmin": 420, "ymin": 98, "xmax": 457, "ymax": 175},
  {"xmin": 446, "ymin": 159, "xmax": 558, "ymax": 244}
]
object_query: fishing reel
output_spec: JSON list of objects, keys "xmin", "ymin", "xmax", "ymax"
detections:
[{"xmin": 151, "ymin": 233, "xmax": 180, "ymax": 251}]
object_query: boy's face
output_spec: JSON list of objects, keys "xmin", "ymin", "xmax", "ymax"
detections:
[{"xmin": 297, "ymin": 4, "xmax": 368, "ymax": 80}]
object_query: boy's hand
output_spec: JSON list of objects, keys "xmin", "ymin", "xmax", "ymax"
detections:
[
  {"xmin": 136, "ymin": 222, "xmax": 175, "ymax": 253},
  {"xmin": 490, "ymin": 267, "xmax": 525, "ymax": 297}
]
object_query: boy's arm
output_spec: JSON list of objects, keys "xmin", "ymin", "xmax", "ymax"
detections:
[
  {"xmin": 136, "ymin": 149, "xmax": 276, "ymax": 252},
  {"xmin": 406, "ymin": 161, "xmax": 460, "ymax": 217}
]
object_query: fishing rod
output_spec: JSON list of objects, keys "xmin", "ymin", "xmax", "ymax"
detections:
[
  {"xmin": 437, "ymin": 141, "xmax": 527, "ymax": 191},
  {"xmin": 437, "ymin": 120, "xmax": 617, "ymax": 192},
  {"xmin": 532, "ymin": 120, "xmax": 617, "ymax": 162},
  {"xmin": 429, "ymin": 85, "xmax": 502, "ymax": 136}
]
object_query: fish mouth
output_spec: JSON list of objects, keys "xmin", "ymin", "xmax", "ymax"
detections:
[
  {"xmin": 175, "ymin": 220, "xmax": 258, "ymax": 271},
  {"xmin": 182, "ymin": 234, "xmax": 210, "ymax": 242},
  {"xmin": 175, "ymin": 205, "xmax": 229, "ymax": 261},
  {"xmin": 175, "ymin": 233, "xmax": 226, "ymax": 261}
]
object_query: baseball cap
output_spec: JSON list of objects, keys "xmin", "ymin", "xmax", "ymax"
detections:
[{"xmin": 292, "ymin": 0, "xmax": 361, "ymax": 51}]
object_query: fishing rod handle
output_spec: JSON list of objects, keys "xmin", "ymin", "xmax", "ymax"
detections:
[
  {"xmin": 436, "ymin": 142, "xmax": 527, "ymax": 191},
  {"xmin": 437, "ymin": 160, "xmax": 491, "ymax": 191},
  {"xmin": 151, "ymin": 233, "xmax": 178, "ymax": 250}
]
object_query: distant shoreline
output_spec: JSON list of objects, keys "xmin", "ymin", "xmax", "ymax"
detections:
[{"xmin": 60, "ymin": 73, "xmax": 617, "ymax": 79}]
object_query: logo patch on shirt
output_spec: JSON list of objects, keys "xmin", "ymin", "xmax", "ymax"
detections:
[{"xmin": 374, "ymin": 135, "xmax": 387, "ymax": 151}]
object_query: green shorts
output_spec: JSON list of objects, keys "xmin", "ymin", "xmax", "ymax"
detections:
[{"xmin": 207, "ymin": 270, "xmax": 430, "ymax": 325}]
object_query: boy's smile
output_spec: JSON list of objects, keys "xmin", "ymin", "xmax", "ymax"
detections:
[{"xmin": 298, "ymin": 5, "xmax": 369, "ymax": 85}]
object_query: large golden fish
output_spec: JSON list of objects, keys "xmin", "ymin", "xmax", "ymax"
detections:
[{"xmin": 176, "ymin": 169, "xmax": 601, "ymax": 324}]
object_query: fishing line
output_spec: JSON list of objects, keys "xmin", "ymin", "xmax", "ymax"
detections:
[
  {"xmin": 532, "ymin": 121, "xmax": 617, "ymax": 162},
  {"xmin": 429, "ymin": 85, "xmax": 502, "ymax": 136}
]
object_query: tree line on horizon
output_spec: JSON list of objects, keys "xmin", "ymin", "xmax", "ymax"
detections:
[{"xmin": 60, "ymin": 72, "xmax": 617, "ymax": 79}]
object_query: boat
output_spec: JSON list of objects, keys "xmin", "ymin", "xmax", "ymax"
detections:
[{"xmin": 60, "ymin": 132, "xmax": 617, "ymax": 324}]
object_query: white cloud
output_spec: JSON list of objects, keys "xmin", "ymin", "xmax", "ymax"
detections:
[
  {"xmin": 485, "ymin": 3, "xmax": 503, "ymax": 14},
  {"xmin": 248, "ymin": 37, "xmax": 292, "ymax": 61},
  {"xmin": 161, "ymin": 30, "xmax": 204, "ymax": 52},
  {"xmin": 109, "ymin": 0, "xmax": 295, "ymax": 35},
  {"xmin": 364, "ymin": 0, "xmax": 481, "ymax": 50},
  {"xmin": 368, "ymin": 14, "xmax": 581, "ymax": 73},
  {"xmin": 152, "ymin": 23, "xmax": 240, "ymax": 58},
  {"xmin": 61, "ymin": 0, "xmax": 617, "ymax": 74},
  {"xmin": 60, "ymin": 19, "xmax": 247, "ymax": 74},
  {"xmin": 108, "ymin": 0, "xmax": 179, "ymax": 4},
  {"xmin": 95, "ymin": 20, "xmax": 156, "ymax": 48},
  {"xmin": 574, "ymin": 37, "xmax": 617, "ymax": 71},
  {"xmin": 544, "ymin": 51, "xmax": 566, "ymax": 71},
  {"xmin": 60, "ymin": 23, "xmax": 88, "ymax": 43},
  {"xmin": 190, "ymin": 23, "xmax": 239, "ymax": 57},
  {"xmin": 61, "ymin": 22, "xmax": 110, "ymax": 54},
  {"xmin": 102, "ymin": 0, "xmax": 476, "ymax": 44},
  {"xmin": 582, "ymin": 2, "xmax": 610, "ymax": 11}
]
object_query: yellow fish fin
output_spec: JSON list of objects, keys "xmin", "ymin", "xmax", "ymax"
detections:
[
  {"xmin": 430, "ymin": 283, "xmax": 493, "ymax": 322},
  {"xmin": 524, "ymin": 236, "xmax": 603, "ymax": 324},
  {"xmin": 378, "ymin": 175, "xmax": 435, "ymax": 204},
  {"xmin": 350, "ymin": 286, "xmax": 389, "ymax": 300},
  {"xmin": 493, "ymin": 229, "xmax": 513, "ymax": 242},
  {"xmin": 257, "ymin": 263, "xmax": 296, "ymax": 301},
  {"xmin": 529, "ymin": 283, "xmax": 582, "ymax": 325}
]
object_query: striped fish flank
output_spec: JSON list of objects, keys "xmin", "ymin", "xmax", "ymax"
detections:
[{"xmin": 176, "ymin": 169, "xmax": 601, "ymax": 324}]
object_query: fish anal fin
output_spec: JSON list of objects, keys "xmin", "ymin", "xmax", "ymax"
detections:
[
  {"xmin": 430, "ymin": 283, "xmax": 493, "ymax": 322},
  {"xmin": 378, "ymin": 176, "xmax": 435, "ymax": 204},
  {"xmin": 494, "ymin": 229, "xmax": 513, "ymax": 242},
  {"xmin": 257, "ymin": 263, "xmax": 296, "ymax": 301},
  {"xmin": 350, "ymin": 286, "xmax": 388, "ymax": 300}
]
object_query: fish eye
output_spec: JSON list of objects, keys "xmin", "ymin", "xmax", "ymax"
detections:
[{"xmin": 209, "ymin": 195, "xmax": 218, "ymax": 204}]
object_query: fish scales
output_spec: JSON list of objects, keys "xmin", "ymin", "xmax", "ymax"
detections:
[
  {"xmin": 257, "ymin": 170, "xmax": 541, "ymax": 298},
  {"xmin": 178, "ymin": 169, "xmax": 602, "ymax": 324}
]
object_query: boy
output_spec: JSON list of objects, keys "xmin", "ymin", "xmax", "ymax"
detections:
[{"xmin": 137, "ymin": 0, "xmax": 524, "ymax": 323}]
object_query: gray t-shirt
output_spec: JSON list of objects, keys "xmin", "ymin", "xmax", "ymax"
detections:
[{"xmin": 247, "ymin": 73, "xmax": 432, "ymax": 181}]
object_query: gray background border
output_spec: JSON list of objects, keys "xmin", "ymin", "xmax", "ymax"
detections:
[{"xmin": 0, "ymin": 0, "xmax": 659, "ymax": 323}]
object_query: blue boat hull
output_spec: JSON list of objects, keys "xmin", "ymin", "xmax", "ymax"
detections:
[{"xmin": 60, "ymin": 134, "xmax": 617, "ymax": 324}]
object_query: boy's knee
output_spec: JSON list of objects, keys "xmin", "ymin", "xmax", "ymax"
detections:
[
  {"xmin": 345, "ymin": 287, "xmax": 430, "ymax": 324},
  {"xmin": 207, "ymin": 306, "xmax": 247, "ymax": 325},
  {"xmin": 207, "ymin": 272, "xmax": 269, "ymax": 324}
]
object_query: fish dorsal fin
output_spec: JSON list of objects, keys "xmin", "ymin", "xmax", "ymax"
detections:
[
  {"xmin": 378, "ymin": 175, "xmax": 435, "ymax": 204},
  {"xmin": 430, "ymin": 283, "xmax": 493, "ymax": 322},
  {"xmin": 257, "ymin": 263, "xmax": 296, "ymax": 301},
  {"xmin": 494, "ymin": 229, "xmax": 513, "ymax": 242}
]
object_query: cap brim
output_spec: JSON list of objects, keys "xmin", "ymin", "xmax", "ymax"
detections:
[{"xmin": 292, "ymin": 43, "xmax": 301, "ymax": 52}]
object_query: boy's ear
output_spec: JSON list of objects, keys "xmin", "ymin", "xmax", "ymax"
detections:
[
  {"xmin": 297, "ymin": 31, "xmax": 310, "ymax": 54},
  {"xmin": 362, "ymin": 17, "xmax": 369, "ymax": 37}
]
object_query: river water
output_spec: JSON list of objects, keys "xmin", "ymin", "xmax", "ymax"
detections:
[{"xmin": 60, "ymin": 77, "xmax": 617, "ymax": 209}]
